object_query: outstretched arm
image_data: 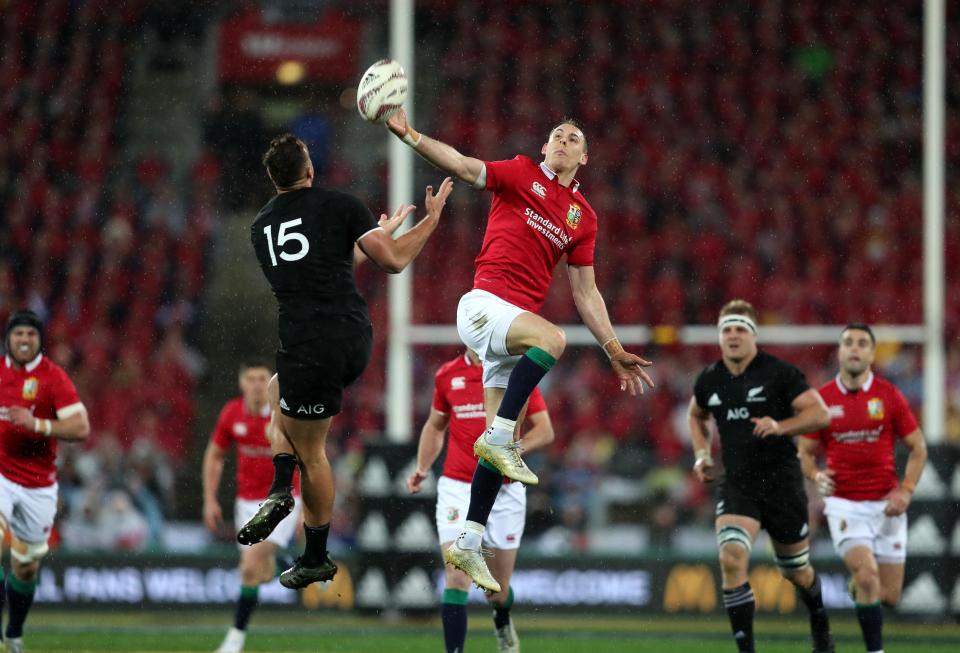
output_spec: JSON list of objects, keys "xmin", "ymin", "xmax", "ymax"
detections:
[
  {"xmin": 353, "ymin": 204, "xmax": 415, "ymax": 266},
  {"xmin": 385, "ymin": 109, "xmax": 486, "ymax": 187},
  {"xmin": 567, "ymin": 264, "xmax": 654, "ymax": 396},
  {"xmin": 358, "ymin": 177, "xmax": 454, "ymax": 273}
]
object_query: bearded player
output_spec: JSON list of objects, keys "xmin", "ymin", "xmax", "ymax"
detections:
[
  {"xmin": 0, "ymin": 311, "xmax": 90, "ymax": 653},
  {"xmin": 798, "ymin": 324, "xmax": 926, "ymax": 653}
]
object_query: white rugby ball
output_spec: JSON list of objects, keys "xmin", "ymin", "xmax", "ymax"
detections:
[{"xmin": 356, "ymin": 59, "xmax": 408, "ymax": 124}]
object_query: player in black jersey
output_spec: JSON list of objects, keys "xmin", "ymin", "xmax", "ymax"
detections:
[
  {"xmin": 688, "ymin": 300, "xmax": 835, "ymax": 653},
  {"xmin": 240, "ymin": 134, "xmax": 453, "ymax": 588}
]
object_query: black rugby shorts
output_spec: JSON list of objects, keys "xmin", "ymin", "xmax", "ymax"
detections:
[
  {"xmin": 276, "ymin": 326, "xmax": 372, "ymax": 420},
  {"xmin": 716, "ymin": 478, "xmax": 809, "ymax": 545}
]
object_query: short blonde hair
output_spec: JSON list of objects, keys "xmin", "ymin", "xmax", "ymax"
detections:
[{"xmin": 719, "ymin": 299, "xmax": 758, "ymax": 323}]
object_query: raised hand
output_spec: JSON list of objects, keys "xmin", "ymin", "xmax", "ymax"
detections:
[
  {"xmin": 379, "ymin": 204, "xmax": 416, "ymax": 235},
  {"xmin": 610, "ymin": 351, "xmax": 654, "ymax": 396},
  {"xmin": 425, "ymin": 177, "xmax": 454, "ymax": 220},
  {"xmin": 385, "ymin": 108, "xmax": 410, "ymax": 139}
]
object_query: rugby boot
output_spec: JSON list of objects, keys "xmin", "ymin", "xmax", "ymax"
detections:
[
  {"xmin": 443, "ymin": 541, "xmax": 501, "ymax": 593},
  {"xmin": 473, "ymin": 431, "xmax": 538, "ymax": 485},
  {"xmin": 4, "ymin": 638, "xmax": 24, "ymax": 653},
  {"xmin": 279, "ymin": 555, "xmax": 338, "ymax": 589},
  {"xmin": 214, "ymin": 627, "xmax": 246, "ymax": 653},
  {"xmin": 494, "ymin": 620, "xmax": 520, "ymax": 653},
  {"xmin": 811, "ymin": 628, "xmax": 835, "ymax": 653},
  {"xmin": 237, "ymin": 491, "xmax": 294, "ymax": 545}
]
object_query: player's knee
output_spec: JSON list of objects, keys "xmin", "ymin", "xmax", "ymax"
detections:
[
  {"xmin": 717, "ymin": 526, "xmax": 752, "ymax": 571},
  {"xmin": 445, "ymin": 567, "xmax": 472, "ymax": 593},
  {"xmin": 486, "ymin": 588, "xmax": 509, "ymax": 606},
  {"xmin": 10, "ymin": 539, "xmax": 48, "ymax": 568},
  {"xmin": 11, "ymin": 560, "xmax": 39, "ymax": 583},
  {"xmin": 537, "ymin": 326, "xmax": 566, "ymax": 359},
  {"xmin": 776, "ymin": 548, "xmax": 812, "ymax": 584}
]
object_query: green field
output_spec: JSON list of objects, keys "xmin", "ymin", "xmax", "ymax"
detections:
[{"xmin": 18, "ymin": 610, "xmax": 960, "ymax": 652}]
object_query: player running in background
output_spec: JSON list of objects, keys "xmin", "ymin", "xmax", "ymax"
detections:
[
  {"xmin": 203, "ymin": 360, "xmax": 302, "ymax": 653},
  {"xmin": 798, "ymin": 324, "xmax": 926, "ymax": 653},
  {"xmin": 240, "ymin": 134, "xmax": 453, "ymax": 588},
  {"xmin": 407, "ymin": 349, "xmax": 553, "ymax": 653},
  {"xmin": 688, "ymin": 300, "xmax": 835, "ymax": 653},
  {"xmin": 384, "ymin": 110, "xmax": 653, "ymax": 592},
  {"xmin": 0, "ymin": 310, "xmax": 90, "ymax": 653}
]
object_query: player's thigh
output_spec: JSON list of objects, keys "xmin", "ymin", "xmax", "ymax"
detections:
[
  {"xmin": 8, "ymin": 482, "xmax": 57, "ymax": 548},
  {"xmin": 457, "ymin": 289, "xmax": 526, "ymax": 360},
  {"xmin": 504, "ymin": 310, "xmax": 564, "ymax": 357},
  {"xmin": 759, "ymin": 481, "xmax": 810, "ymax": 546},
  {"xmin": 485, "ymin": 483, "xmax": 526, "ymax": 550},
  {"xmin": 0, "ymin": 476, "xmax": 15, "ymax": 530},
  {"xmin": 436, "ymin": 476, "xmax": 469, "ymax": 543},
  {"xmin": 843, "ymin": 544, "xmax": 879, "ymax": 579}
]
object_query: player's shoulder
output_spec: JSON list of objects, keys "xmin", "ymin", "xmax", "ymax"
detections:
[
  {"xmin": 816, "ymin": 376, "xmax": 842, "ymax": 397},
  {"xmin": 219, "ymin": 397, "xmax": 246, "ymax": 418},
  {"xmin": 757, "ymin": 351, "xmax": 800, "ymax": 375},
  {"xmin": 695, "ymin": 360, "xmax": 725, "ymax": 384},
  {"xmin": 36, "ymin": 356, "xmax": 70, "ymax": 380},
  {"xmin": 871, "ymin": 374, "xmax": 906, "ymax": 398}
]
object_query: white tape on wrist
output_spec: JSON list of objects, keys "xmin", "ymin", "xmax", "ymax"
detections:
[
  {"xmin": 402, "ymin": 129, "xmax": 422, "ymax": 148},
  {"xmin": 695, "ymin": 448, "xmax": 713, "ymax": 465}
]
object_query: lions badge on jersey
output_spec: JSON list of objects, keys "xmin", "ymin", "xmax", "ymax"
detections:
[
  {"xmin": 566, "ymin": 203, "xmax": 582, "ymax": 230},
  {"xmin": 22, "ymin": 378, "xmax": 38, "ymax": 400},
  {"xmin": 867, "ymin": 398, "xmax": 885, "ymax": 420}
]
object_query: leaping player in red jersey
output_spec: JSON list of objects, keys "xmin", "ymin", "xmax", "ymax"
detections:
[
  {"xmin": 203, "ymin": 360, "xmax": 302, "ymax": 653},
  {"xmin": 384, "ymin": 110, "xmax": 654, "ymax": 592},
  {"xmin": 0, "ymin": 310, "xmax": 90, "ymax": 653},
  {"xmin": 407, "ymin": 349, "xmax": 553, "ymax": 653},
  {"xmin": 799, "ymin": 324, "xmax": 927, "ymax": 653}
]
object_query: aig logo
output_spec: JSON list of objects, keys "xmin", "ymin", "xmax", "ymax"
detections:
[
  {"xmin": 297, "ymin": 403, "xmax": 325, "ymax": 416},
  {"xmin": 727, "ymin": 407, "xmax": 750, "ymax": 420}
]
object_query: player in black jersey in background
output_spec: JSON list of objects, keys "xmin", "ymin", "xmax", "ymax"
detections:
[
  {"xmin": 241, "ymin": 134, "xmax": 453, "ymax": 588},
  {"xmin": 688, "ymin": 300, "xmax": 835, "ymax": 653}
]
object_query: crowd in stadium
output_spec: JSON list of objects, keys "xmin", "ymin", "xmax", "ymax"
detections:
[{"xmin": 0, "ymin": 0, "xmax": 957, "ymax": 552}]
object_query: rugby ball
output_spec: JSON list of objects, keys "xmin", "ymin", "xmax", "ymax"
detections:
[{"xmin": 356, "ymin": 59, "xmax": 408, "ymax": 124}]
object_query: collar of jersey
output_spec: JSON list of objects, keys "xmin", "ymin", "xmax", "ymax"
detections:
[
  {"xmin": 539, "ymin": 161, "xmax": 581, "ymax": 193},
  {"xmin": 5, "ymin": 353, "xmax": 43, "ymax": 372},
  {"xmin": 835, "ymin": 371, "xmax": 874, "ymax": 395}
]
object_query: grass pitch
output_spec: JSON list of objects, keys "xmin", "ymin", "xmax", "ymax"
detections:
[{"xmin": 21, "ymin": 609, "xmax": 960, "ymax": 652}]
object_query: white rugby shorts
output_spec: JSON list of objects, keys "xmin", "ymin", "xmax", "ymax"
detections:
[
  {"xmin": 235, "ymin": 496, "xmax": 302, "ymax": 549},
  {"xmin": 435, "ymin": 475, "xmax": 525, "ymax": 550},
  {"xmin": 823, "ymin": 496, "xmax": 907, "ymax": 563},
  {"xmin": 456, "ymin": 289, "xmax": 526, "ymax": 388},
  {"xmin": 0, "ymin": 472, "xmax": 58, "ymax": 545}
]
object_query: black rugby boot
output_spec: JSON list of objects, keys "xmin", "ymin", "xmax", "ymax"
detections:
[
  {"xmin": 237, "ymin": 491, "xmax": 295, "ymax": 545},
  {"xmin": 278, "ymin": 555, "xmax": 338, "ymax": 589}
]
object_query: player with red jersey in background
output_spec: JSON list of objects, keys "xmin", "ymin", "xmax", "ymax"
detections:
[
  {"xmin": 799, "ymin": 324, "xmax": 927, "ymax": 653},
  {"xmin": 203, "ymin": 360, "xmax": 303, "ymax": 653},
  {"xmin": 0, "ymin": 310, "xmax": 90, "ymax": 653},
  {"xmin": 407, "ymin": 349, "xmax": 553, "ymax": 653},
  {"xmin": 384, "ymin": 110, "xmax": 654, "ymax": 592}
]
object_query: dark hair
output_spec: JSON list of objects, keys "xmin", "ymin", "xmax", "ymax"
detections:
[
  {"xmin": 719, "ymin": 299, "xmax": 758, "ymax": 323},
  {"xmin": 549, "ymin": 118, "xmax": 588, "ymax": 152},
  {"xmin": 239, "ymin": 358, "xmax": 273, "ymax": 375},
  {"xmin": 841, "ymin": 324, "xmax": 876, "ymax": 346},
  {"xmin": 5, "ymin": 310, "xmax": 43, "ymax": 351},
  {"xmin": 262, "ymin": 134, "xmax": 309, "ymax": 188}
]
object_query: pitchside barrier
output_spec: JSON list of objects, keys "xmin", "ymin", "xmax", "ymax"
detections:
[{"xmin": 32, "ymin": 442, "xmax": 960, "ymax": 618}]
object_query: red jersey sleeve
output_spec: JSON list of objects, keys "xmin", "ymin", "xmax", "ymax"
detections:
[
  {"xmin": 432, "ymin": 371, "xmax": 451, "ymax": 414},
  {"xmin": 565, "ymin": 212, "xmax": 597, "ymax": 267},
  {"xmin": 51, "ymin": 366, "xmax": 83, "ymax": 416},
  {"xmin": 890, "ymin": 386, "xmax": 919, "ymax": 438},
  {"xmin": 210, "ymin": 404, "xmax": 234, "ymax": 449},
  {"xmin": 484, "ymin": 156, "xmax": 527, "ymax": 194},
  {"xmin": 526, "ymin": 386, "xmax": 547, "ymax": 416}
]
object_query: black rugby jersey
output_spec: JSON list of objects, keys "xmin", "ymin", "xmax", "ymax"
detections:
[
  {"xmin": 251, "ymin": 187, "xmax": 378, "ymax": 346},
  {"xmin": 693, "ymin": 351, "xmax": 810, "ymax": 487}
]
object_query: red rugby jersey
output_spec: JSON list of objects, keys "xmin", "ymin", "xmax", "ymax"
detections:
[
  {"xmin": 803, "ymin": 373, "xmax": 919, "ymax": 501},
  {"xmin": 474, "ymin": 156, "xmax": 597, "ymax": 312},
  {"xmin": 432, "ymin": 353, "xmax": 547, "ymax": 483},
  {"xmin": 0, "ymin": 355, "xmax": 85, "ymax": 488},
  {"xmin": 211, "ymin": 398, "xmax": 300, "ymax": 500}
]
